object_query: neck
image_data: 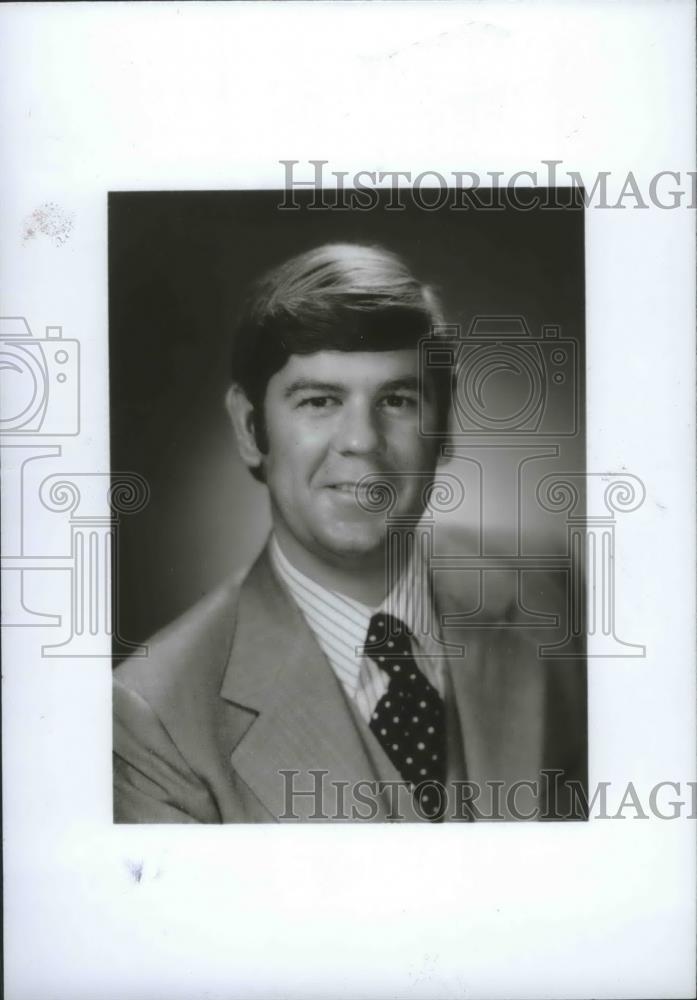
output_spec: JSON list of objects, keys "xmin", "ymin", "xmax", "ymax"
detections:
[{"xmin": 272, "ymin": 527, "xmax": 391, "ymax": 607}]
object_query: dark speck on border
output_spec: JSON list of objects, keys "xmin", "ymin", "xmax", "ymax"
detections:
[{"xmin": 126, "ymin": 859, "xmax": 144, "ymax": 883}]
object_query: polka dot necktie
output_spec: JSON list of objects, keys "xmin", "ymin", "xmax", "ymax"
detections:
[{"xmin": 364, "ymin": 612, "xmax": 447, "ymax": 821}]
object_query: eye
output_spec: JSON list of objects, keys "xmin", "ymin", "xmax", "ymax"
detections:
[
  {"xmin": 380, "ymin": 393, "xmax": 418, "ymax": 411},
  {"xmin": 297, "ymin": 395, "xmax": 339, "ymax": 411}
]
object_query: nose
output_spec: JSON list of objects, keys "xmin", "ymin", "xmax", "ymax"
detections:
[{"xmin": 333, "ymin": 398, "xmax": 382, "ymax": 455}]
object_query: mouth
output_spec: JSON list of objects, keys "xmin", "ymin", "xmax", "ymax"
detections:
[
  {"xmin": 321, "ymin": 479, "xmax": 389, "ymax": 517},
  {"xmin": 324, "ymin": 482, "xmax": 376, "ymax": 506}
]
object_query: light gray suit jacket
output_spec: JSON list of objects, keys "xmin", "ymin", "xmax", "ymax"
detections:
[{"xmin": 113, "ymin": 543, "xmax": 586, "ymax": 823}]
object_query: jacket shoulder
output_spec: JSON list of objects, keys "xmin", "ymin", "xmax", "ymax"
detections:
[
  {"xmin": 433, "ymin": 526, "xmax": 570, "ymax": 625},
  {"xmin": 113, "ymin": 571, "xmax": 245, "ymax": 711}
]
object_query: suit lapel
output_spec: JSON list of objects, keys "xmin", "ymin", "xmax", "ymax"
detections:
[
  {"xmin": 219, "ymin": 547, "xmax": 394, "ymax": 821},
  {"xmin": 218, "ymin": 545, "xmax": 548, "ymax": 822}
]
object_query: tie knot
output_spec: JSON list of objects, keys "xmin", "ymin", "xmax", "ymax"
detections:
[{"xmin": 364, "ymin": 613, "xmax": 413, "ymax": 662}]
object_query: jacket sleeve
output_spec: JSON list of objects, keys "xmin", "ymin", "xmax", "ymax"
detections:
[{"xmin": 113, "ymin": 680, "xmax": 221, "ymax": 824}]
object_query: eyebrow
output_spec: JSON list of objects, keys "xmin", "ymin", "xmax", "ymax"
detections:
[
  {"xmin": 283, "ymin": 379, "xmax": 346, "ymax": 398},
  {"xmin": 283, "ymin": 375, "xmax": 423, "ymax": 398}
]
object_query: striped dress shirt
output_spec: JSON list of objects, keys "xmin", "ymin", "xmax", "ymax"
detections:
[{"xmin": 269, "ymin": 535, "xmax": 446, "ymax": 725}]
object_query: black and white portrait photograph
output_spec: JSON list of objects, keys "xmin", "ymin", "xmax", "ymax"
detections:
[{"xmin": 109, "ymin": 189, "xmax": 588, "ymax": 824}]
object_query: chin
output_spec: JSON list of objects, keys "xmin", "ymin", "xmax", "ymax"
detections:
[{"xmin": 314, "ymin": 525, "xmax": 386, "ymax": 564}]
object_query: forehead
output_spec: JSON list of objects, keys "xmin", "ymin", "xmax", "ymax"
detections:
[{"xmin": 271, "ymin": 349, "xmax": 420, "ymax": 389}]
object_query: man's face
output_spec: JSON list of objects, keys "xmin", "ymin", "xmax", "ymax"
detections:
[{"xmin": 260, "ymin": 349, "xmax": 441, "ymax": 568}]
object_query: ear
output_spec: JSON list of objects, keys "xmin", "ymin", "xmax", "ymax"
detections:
[{"xmin": 225, "ymin": 384, "xmax": 264, "ymax": 471}]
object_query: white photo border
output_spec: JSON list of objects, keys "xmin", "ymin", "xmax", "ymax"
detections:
[{"xmin": 1, "ymin": 3, "xmax": 695, "ymax": 999}]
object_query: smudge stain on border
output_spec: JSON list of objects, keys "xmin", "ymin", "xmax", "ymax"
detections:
[
  {"xmin": 23, "ymin": 202, "xmax": 74, "ymax": 247},
  {"xmin": 125, "ymin": 859, "xmax": 144, "ymax": 883}
]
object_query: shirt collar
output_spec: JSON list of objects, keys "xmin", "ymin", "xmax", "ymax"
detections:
[{"xmin": 269, "ymin": 532, "xmax": 436, "ymax": 653}]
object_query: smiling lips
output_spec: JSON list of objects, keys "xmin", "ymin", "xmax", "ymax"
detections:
[{"xmin": 323, "ymin": 481, "xmax": 378, "ymax": 505}]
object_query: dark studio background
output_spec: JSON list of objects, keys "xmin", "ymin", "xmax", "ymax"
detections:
[{"xmin": 109, "ymin": 189, "xmax": 585, "ymax": 653}]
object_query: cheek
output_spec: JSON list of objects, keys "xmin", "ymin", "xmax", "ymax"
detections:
[
  {"xmin": 387, "ymin": 423, "xmax": 438, "ymax": 468},
  {"xmin": 265, "ymin": 418, "xmax": 331, "ymax": 486}
]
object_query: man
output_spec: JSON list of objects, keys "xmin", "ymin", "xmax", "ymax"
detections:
[{"xmin": 113, "ymin": 242, "xmax": 586, "ymax": 823}]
